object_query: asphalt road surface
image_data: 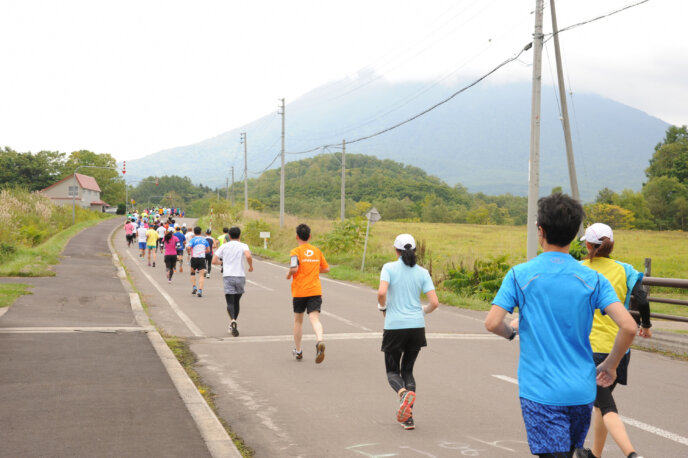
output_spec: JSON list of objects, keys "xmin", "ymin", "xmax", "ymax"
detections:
[{"xmin": 115, "ymin": 220, "xmax": 688, "ymax": 457}]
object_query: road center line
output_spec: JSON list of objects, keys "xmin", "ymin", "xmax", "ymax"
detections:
[
  {"xmin": 492, "ymin": 374, "xmax": 688, "ymax": 446},
  {"xmin": 320, "ymin": 310, "xmax": 372, "ymax": 331},
  {"xmin": 195, "ymin": 332, "xmax": 499, "ymax": 344},
  {"xmin": 255, "ymin": 258, "xmax": 359, "ymax": 289},
  {"xmin": 245, "ymin": 279, "xmax": 274, "ymax": 291},
  {"xmin": 126, "ymin": 250, "xmax": 205, "ymax": 338}
]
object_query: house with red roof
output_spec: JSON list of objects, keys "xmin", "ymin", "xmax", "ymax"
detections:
[{"xmin": 41, "ymin": 173, "xmax": 110, "ymax": 212}]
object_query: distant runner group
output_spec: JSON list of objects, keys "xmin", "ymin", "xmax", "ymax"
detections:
[{"xmin": 122, "ymin": 195, "xmax": 653, "ymax": 455}]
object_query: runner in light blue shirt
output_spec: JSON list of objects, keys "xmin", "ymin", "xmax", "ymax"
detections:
[{"xmin": 377, "ymin": 233, "xmax": 438, "ymax": 431}]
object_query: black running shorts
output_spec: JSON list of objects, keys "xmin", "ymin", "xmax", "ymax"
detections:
[
  {"xmin": 381, "ymin": 327, "xmax": 427, "ymax": 353},
  {"xmin": 190, "ymin": 257, "xmax": 206, "ymax": 272},
  {"xmin": 293, "ymin": 296, "xmax": 322, "ymax": 314}
]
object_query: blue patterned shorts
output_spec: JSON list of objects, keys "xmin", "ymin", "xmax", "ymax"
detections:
[{"xmin": 520, "ymin": 397, "xmax": 593, "ymax": 454}]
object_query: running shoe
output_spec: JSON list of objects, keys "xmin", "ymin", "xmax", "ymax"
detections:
[
  {"xmin": 148, "ymin": 262, "xmax": 151, "ymax": 266},
  {"xmin": 152, "ymin": 262, "xmax": 155, "ymax": 267},
  {"xmin": 205, "ymin": 273, "xmax": 210, "ymax": 279},
  {"xmin": 292, "ymin": 348, "xmax": 303, "ymax": 360},
  {"xmin": 315, "ymin": 341, "xmax": 326, "ymax": 364},
  {"xmin": 197, "ymin": 290, "xmax": 202, "ymax": 298},
  {"xmin": 400, "ymin": 417, "xmax": 415, "ymax": 430},
  {"xmin": 397, "ymin": 390, "xmax": 416, "ymax": 422},
  {"xmin": 230, "ymin": 321, "xmax": 239, "ymax": 337},
  {"xmin": 191, "ymin": 287, "xmax": 197, "ymax": 295}
]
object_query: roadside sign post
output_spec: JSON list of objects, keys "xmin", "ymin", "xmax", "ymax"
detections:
[
  {"xmin": 361, "ymin": 207, "xmax": 381, "ymax": 272},
  {"xmin": 260, "ymin": 232, "xmax": 270, "ymax": 250}
]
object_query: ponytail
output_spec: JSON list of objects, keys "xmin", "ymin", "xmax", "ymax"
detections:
[
  {"xmin": 587, "ymin": 237, "xmax": 614, "ymax": 262},
  {"xmin": 164, "ymin": 231, "xmax": 173, "ymax": 243},
  {"xmin": 398, "ymin": 244, "xmax": 417, "ymax": 267}
]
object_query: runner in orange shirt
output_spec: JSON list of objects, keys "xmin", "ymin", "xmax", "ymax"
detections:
[{"xmin": 286, "ymin": 224, "xmax": 329, "ymax": 363}]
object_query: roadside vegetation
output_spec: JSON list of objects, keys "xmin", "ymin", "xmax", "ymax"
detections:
[
  {"xmin": 0, "ymin": 188, "xmax": 112, "ymax": 276},
  {"xmin": 0, "ymin": 283, "xmax": 32, "ymax": 308}
]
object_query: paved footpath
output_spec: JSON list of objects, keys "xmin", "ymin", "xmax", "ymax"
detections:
[
  {"xmin": 0, "ymin": 218, "xmax": 238, "ymax": 457},
  {"xmin": 116, "ymin": 219, "xmax": 688, "ymax": 458}
]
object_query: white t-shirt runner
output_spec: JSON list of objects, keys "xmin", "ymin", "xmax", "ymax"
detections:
[
  {"xmin": 215, "ymin": 240, "xmax": 251, "ymax": 277},
  {"xmin": 137, "ymin": 226, "xmax": 148, "ymax": 243}
]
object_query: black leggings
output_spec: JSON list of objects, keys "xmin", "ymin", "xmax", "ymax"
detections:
[
  {"xmin": 164, "ymin": 255, "xmax": 177, "ymax": 280},
  {"xmin": 205, "ymin": 254, "xmax": 213, "ymax": 274},
  {"xmin": 384, "ymin": 349, "xmax": 420, "ymax": 393},
  {"xmin": 537, "ymin": 450, "xmax": 574, "ymax": 458},
  {"xmin": 225, "ymin": 293, "xmax": 242, "ymax": 320}
]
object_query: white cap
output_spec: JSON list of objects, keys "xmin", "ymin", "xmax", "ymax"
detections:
[
  {"xmin": 393, "ymin": 233, "xmax": 416, "ymax": 250},
  {"xmin": 580, "ymin": 223, "xmax": 614, "ymax": 244}
]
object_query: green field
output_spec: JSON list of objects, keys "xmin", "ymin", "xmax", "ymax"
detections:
[{"xmin": 213, "ymin": 211, "xmax": 688, "ymax": 316}]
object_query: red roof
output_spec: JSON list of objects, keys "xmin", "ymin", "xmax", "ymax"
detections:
[
  {"xmin": 75, "ymin": 173, "xmax": 101, "ymax": 192},
  {"xmin": 41, "ymin": 173, "xmax": 101, "ymax": 193},
  {"xmin": 89, "ymin": 200, "xmax": 109, "ymax": 206}
]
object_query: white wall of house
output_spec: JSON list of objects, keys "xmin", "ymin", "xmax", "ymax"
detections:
[{"xmin": 42, "ymin": 177, "xmax": 101, "ymax": 208}]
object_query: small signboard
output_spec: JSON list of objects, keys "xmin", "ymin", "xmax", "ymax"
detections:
[{"xmin": 260, "ymin": 232, "xmax": 271, "ymax": 239}]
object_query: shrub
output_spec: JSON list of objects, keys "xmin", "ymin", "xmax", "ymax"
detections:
[
  {"xmin": 443, "ymin": 256, "xmax": 511, "ymax": 301},
  {"xmin": 243, "ymin": 219, "xmax": 273, "ymax": 246},
  {"xmin": 322, "ymin": 219, "xmax": 366, "ymax": 256}
]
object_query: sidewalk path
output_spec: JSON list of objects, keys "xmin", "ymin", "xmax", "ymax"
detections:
[{"xmin": 0, "ymin": 218, "xmax": 222, "ymax": 457}]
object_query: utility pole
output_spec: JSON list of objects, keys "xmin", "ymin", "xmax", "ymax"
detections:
[
  {"xmin": 340, "ymin": 139, "xmax": 346, "ymax": 221},
  {"xmin": 550, "ymin": 0, "xmax": 582, "ymax": 231},
  {"xmin": 231, "ymin": 166, "xmax": 235, "ymax": 205},
  {"xmin": 527, "ymin": 0, "xmax": 544, "ymax": 260},
  {"xmin": 241, "ymin": 132, "xmax": 248, "ymax": 211},
  {"xmin": 279, "ymin": 98, "xmax": 285, "ymax": 228},
  {"xmin": 226, "ymin": 177, "xmax": 229, "ymax": 200}
]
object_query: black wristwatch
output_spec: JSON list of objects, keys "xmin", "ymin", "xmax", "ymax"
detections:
[{"xmin": 508, "ymin": 327, "xmax": 517, "ymax": 341}]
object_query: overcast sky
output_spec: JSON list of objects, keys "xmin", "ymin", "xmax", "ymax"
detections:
[{"xmin": 1, "ymin": 0, "xmax": 686, "ymax": 164}]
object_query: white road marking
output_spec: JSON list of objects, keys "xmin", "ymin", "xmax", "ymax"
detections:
[
  {"xmin": 491, "ymin": 374, "xmax": 519, "ymax": 385},
  {"xmin": 493, "ymin": 374, "xmax": 688, "ymax": 447},
  {"xmin": 126, "ymin": 250, "xmax": 205, "ymax": 337},
  {"xmin": 321, "ymin": 310, "xmax": 372, "ymax": 331},
  {"xmin": 197, "ymin": 332, "xmax": 499, "ymax": 344},
  {"xmin": 246, "ymin": 279, "xmax": 273, "ymax": 291},
  {"xmin": 619, "ymin": 415, "xmax": 688, "ymax": 446},
  {"xmin": 0, "ymin": 326, "xmax": 153, "ymax": 333}
]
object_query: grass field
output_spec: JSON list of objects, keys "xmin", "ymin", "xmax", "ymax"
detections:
[
  {"xmin": 238, "ymin": 211, "xmax": 688, "ymax": 316},
  {"xmin": 0, "ymin": 283, "xmax": 32, "ymax": 308}
]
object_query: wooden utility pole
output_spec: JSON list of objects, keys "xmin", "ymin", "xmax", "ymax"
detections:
[
  {"xmin": 550, "ymin": 0, "xmax": 580, "ymax": 205},
  {"xmin": 279, "ymin": 98, "xmax": 285, "ymax": 228},
  {"xmin": 226, "ymin": 177, "xmax": 229, "ymax": 200},
  {"xmin": 340, "ymin": 139, "xmax": 346, "ymax": 221},
  {"xmin": 241, "ymin": 132, "xmax": 248, "ymax": 211},
  {"xmin": 527, "ymin": 0, "xmax": 544, "ymax": 260},
  {"xmin": 231, "ymin": 166, "xmax": 235, "ymax": 205}
]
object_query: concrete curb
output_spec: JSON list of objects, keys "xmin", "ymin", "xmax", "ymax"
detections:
[{"xmin": 107, "ymin": 223, "xmax": 242, "ymax": 458}]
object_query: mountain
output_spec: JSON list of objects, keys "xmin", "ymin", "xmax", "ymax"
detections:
[{"xmin": 124, "ymin": 77, "xmax": 669, "ymax": 201}]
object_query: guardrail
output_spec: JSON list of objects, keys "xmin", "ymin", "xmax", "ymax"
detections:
[{"xmin": 633, "ymin": 258, "xmax": 688, "ymax": 323}]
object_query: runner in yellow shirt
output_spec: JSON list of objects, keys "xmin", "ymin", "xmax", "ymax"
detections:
[{"xmin": 146, "ymin": 225, "xmax": 159, "ymax": 267}]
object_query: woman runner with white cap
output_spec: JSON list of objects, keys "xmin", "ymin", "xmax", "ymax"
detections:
[
  {"xmin": 377, "ymin": 233, "xmax": 438, "ymax": 430},
  {"xmin": 576, "ymin": 223, "xmax": 652, "ymax": 458}
]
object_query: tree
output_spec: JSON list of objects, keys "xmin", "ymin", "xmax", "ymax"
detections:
[
  {"xmin": 642, "ymin": 176, "xmax": 688, "ymax": 230},
  {"xmin": 646, "ymin": 125, "xmax": 688, "ymax": 184},
  {"xmin": 616, "ymin": 189, "xmax": 655, "ymax": 229},
  {"xmin": 0, "ymin": 147, "xmax": 66, "ymax": 190},
  {"xmin": 595, "ymin": 187, "xmax": 617, "ymax": 205},
  {"xmin": 62, "ymin": 150, "xmax": 124, "ymax": 206},
  {"xmin": 584, "ymin": 203, "xmax": 635, "ymax": 229}
]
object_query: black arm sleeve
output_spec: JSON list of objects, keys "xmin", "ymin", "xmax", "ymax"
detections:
[{"xmin": 631, "ymin": 280, "xmax": 651, "ymax": 328}]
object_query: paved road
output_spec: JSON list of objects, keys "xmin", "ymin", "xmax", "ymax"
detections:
[
  {"xmin": 115, "ymin": 220, "xmax": 688, "ymax": 457},
  {"xmin": 0, "ymin": 218, "xmax": 217, "ymax": 457}
]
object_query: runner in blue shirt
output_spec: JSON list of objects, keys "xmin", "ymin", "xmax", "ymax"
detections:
[
  {"xmin": 187, "ymin": 226, "xmax": 210, "ymax": 297},
  {"xmin": 485, "ymin": 193, "xmax": 637, "ymax": 457},
  {"xmin": 377, "ymin": 233, "xmax": 438, "ymax": 430}
]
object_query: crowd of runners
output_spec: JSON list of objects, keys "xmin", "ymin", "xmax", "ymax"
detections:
[{"xmin": 121, "ymin": 195, "xmax": 653, "ymax": 456}]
